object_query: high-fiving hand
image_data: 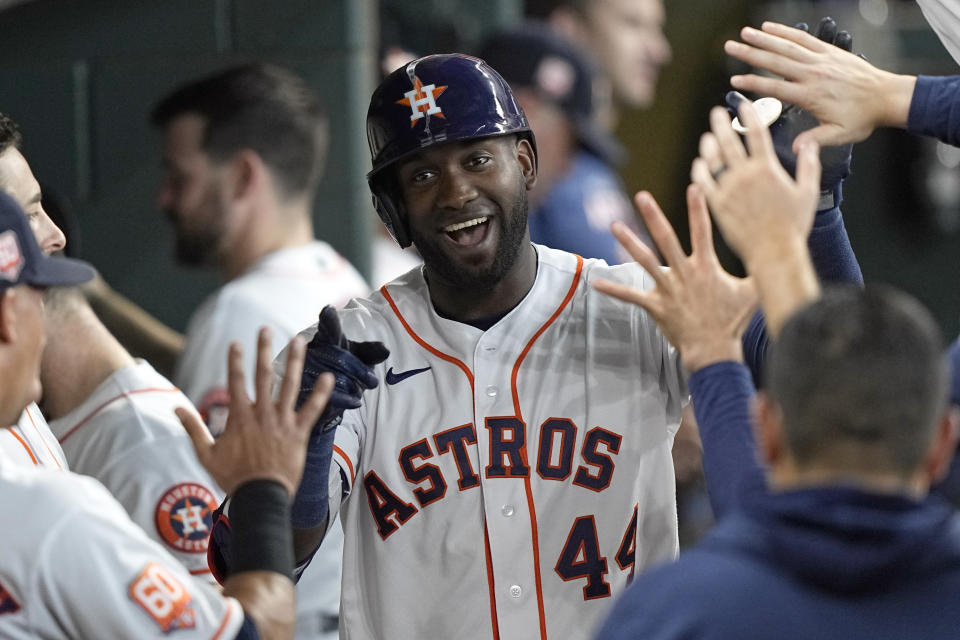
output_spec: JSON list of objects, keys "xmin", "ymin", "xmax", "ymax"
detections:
[
  {"xmin": 177, "ymin": 327, "xmax": 334, "ymax": 496},
  {"xmin": 593, "ymin": 185, "xmax": 758, "ymax": 372}
]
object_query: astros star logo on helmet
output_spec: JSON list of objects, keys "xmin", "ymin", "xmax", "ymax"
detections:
[{"xmin": 397, "ymin": 76, "xmax": 447, "ymax": 127}]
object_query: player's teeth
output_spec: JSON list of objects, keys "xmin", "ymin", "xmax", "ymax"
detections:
[{"xmin": 444, "ymin": 216, "xmax": 488, "ymax": 233}]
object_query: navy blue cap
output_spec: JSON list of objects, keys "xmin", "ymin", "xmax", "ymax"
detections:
[
  {"xmin": 0, "ymin": 191, "xmax": 95, "ymax": 293},
  {"xmin": 478, "ymin": 22, "xmax": 625, "ymax": 166}
]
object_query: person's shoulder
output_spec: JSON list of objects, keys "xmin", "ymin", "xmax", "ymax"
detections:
[
  {"xmin": 0, "ymin": 463, "xmax": 118, "ymax": 535},
  {"xmin": 532, "ymin": 244, "xmax": 650, "ymax": 297}
]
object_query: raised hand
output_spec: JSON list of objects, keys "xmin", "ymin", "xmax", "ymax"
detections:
[
  {"xmin": 691, "ymin": 100, "xmax": 821, "ymax": 335},
  {"xmin": 177, "ymin": 327, "xmax": 334, "ymax": 496},
  {"xmin": 725, "ymin": 20, "xmax": 916, "ymax": 151},
  {"xmin": 592, "ymin": 185, "xmax": 758, "ymax": 372}
]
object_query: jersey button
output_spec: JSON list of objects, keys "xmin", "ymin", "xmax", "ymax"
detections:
[
  {"xmin": 501, "ymin": 505, "xmax": 515, "ymax": 517},
  {"xmin": 485, "ymin": 386, "xmax": 498, "ymax": 397},
  {"xmin": 509, "ymin": 585, "xmax": 522, "ymax": 599},
  {"xmin": 484, "ymin": 345, "xmax": 497, "ymax": 352}
]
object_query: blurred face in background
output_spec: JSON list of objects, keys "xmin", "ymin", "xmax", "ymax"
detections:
[
  {"xmin": 157, "ymin": 114, "xmax": 232, "ymax": 266},
  {"xmin": 582, "ymin": 0, "xmax": 671, "ymax": 109}
]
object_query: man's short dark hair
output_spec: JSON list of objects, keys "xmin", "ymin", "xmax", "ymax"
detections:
[
  {"xmin": 768, "ymin": 284, "xmax": 948, "ymax": 476},
  {"xmin": 0, "ymin": 112, "xmax": 23, "ymax": 155},
  {"xmin": 150, "ymin": 62, "xmax": 327, "ymax": 199}
]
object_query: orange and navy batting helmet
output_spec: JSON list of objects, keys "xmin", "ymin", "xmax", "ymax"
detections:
[{"xmin": 366, "ymin": 54, "xmax": 537, "ymax": 248}]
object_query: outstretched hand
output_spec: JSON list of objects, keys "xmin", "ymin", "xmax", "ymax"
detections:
[
  {"xmin": 692, "ymin": 100, "xmax": 821, "ymax": 336},
  {"xmin": 592, "ymin": 185, "xmax": 758, "ymax": 372},
  {"xmin": 177, "ymin": 327, "xmax": 335, "ymax": 496},
  {"xmin": 691, "ymin": 100, "xmax": 821, "ymax": 267},
  {"xmin": 725, "ymin": 21, "xmax": 916, "ymax": 150}
]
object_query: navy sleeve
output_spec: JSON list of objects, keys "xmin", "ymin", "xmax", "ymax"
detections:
[
  {"xmin": 907, "ymin": 76, "xmax": 960, "ymax": 146},
  {"xmin": 689, "ymin": 361, "xmax": 767, "ymax": 519},
  {"xmin": 741, "ymin": 182, "xmax": 863, "ymax": 386}
]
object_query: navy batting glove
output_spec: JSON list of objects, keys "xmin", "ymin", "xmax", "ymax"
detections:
[
  {"xmin": 725, "ymin": 17, "xmax": 855, "ymax": 191},
  {"xmin": 296, "ymin": 305, "xmax": 390, "ymax": 432},
  {"xmin": 291, "ymin": 306, "xmax": 389, "ymax": 531}
]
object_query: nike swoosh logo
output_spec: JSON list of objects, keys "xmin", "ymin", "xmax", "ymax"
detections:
[{"xmin": 385, "ymin": 366, "xmax": 432, "ymax": 385}]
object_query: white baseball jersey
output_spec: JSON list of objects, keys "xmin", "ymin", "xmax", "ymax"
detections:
[
  {"xmin": 176, "ymin": 241, "xmax": 370, "ymax": 426},
  {"xmin": 281, "ymin": 245, "xmax": 687, "ymax": 640},
  {"xmin": 47, "ymin": 360, "xmax": 224, "ymax": 580},
  {"xmin": 0, "ymin": 403, "xmax": 68, "ymax": 469},
  {"xmin": 175, "ymin": 240, "xmax": 369, "ymax": 639},
  {"xmin": 0, "ymin": 449, "xmax": 243, "ymax": 639},
  {"xmin": 917, "ymin": 0, "xmax": 960, "ymax": 66}
]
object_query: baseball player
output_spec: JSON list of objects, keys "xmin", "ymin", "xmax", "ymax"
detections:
[
  {"xmin": 0, "ymin": 111, "xmax": 69, "ymax": 470},
  {"xmin": 213, "ymin": 54, "xmax": 695, "ymax": 640},
  {"xmin": 207, "ymin": 51, "xmax": 860, "ymax": 638},
  {"xmin": 40, "ymin": 287, "xmax": 225, "ymax": 580},
  {"xmin": 1, "ymin": 108, "xmax": 229, "ymax": 581},
  {"xmin": 0, "ymin": 190, "xmax": 335, "ymax": 638},
  {"xmin": 152, "ymin": 63, "xmax": 370, "ymax": 638}
]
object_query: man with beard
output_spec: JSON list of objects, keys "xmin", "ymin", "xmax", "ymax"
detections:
[
  {"xmin": 151, "ymin": 63, "xmax": 369, "ymax": 639},
  {"xmin": 201, "ymin": 52, "xmax": 862, "ymax": 639}
]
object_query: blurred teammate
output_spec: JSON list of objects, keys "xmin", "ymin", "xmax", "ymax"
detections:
[
  {"xmin": 0, "ymin": 110, "xmax": 227, "ymax": 580},
  {"xmin": 525, "ymin": 0, "xmax": 671, "ymax": 126},
  {"xmin": 40, "ymin": 287, "xmax": 225, "ymax": 579},
  {"xmin": 0, "ymin": 111, "xmax": 69, "ymax": 468},
  {"xmin": 479, "ymin": 22, "xmax": 650, "ymax": 264},
  {"xmin": 152, "ymin": 62, "xmax": 369, "ymax": 639},
  {"xmin": 0, "ymin": 190, "xmax": 335, "ymax": 638}
]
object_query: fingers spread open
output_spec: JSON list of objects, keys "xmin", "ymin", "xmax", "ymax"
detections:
[
  {"xmin": 759, "ymin": 21, "xmax": 831, "ymax": 53},
  {"xmin": 592, "ymin": 278, "xmax": 659, "ymax": 315},
  {"xmin": 254, "ymin": 328, "xmax": 274, "ymax": 409},
  {"xmin": 710, "ymin": 106, "xmax": 747, "ymax": 166},
  {"xmin": 690, "ymin": 157, "xmax": 718, "ymax": 199},
  {"xmin": 634, "ymin": 191, "xmax": 687, "ymax": 268},
  {"xmin": 794, "ymin": 140, "xmax": 823, "ymax": 199},
  {"xmin": 177, "ymin": 407, "xmax": 214, "ymax": 463},
  {"xmin": 698, "ymin": 132, "xmax": 725, "ymax": 177},
  {"xmin": 741, "ymin": 26, "xmax": 819, "ymax": 63},
  {"xmin": 610, "ymin": 220, "xmax": 665, "ymax": 282},
  {"xmin": 728, "ymin": 73, "xmax": 805, "ymax": 107},
  {"xmin": 686, "ymin": 185, "xmax": 715, "ymax": 259},
  {"xmin": 226, "ymin": 341, "xmax": 251, "ymax": 411},
  {"xmin": 738, "ymin": 101, "xmax": 776, "ymax": 159}
]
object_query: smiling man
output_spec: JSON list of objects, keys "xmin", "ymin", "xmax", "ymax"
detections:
[
  {"xmin": 210, "ymin": 54, "xmax": 690, "ymax": 640},
  {"xmin": 203, "ymin": 51, "xmax": 865, "ymax": 639}
]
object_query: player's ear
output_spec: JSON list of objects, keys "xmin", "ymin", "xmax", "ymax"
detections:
[
  {"xmin": 517, "ymin": 137, "xmax": 537, "ymax": 190},
  {"xmin": 924, "ymin": 406, "xmax": 960, "ymax": 483},
  {"xmin": 0, "ymin": 288, "xmax": 18, "ymax": 344},
  {"xmin": 228, "ymin": 149, "xmax": 264, "ymax": 202}
]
